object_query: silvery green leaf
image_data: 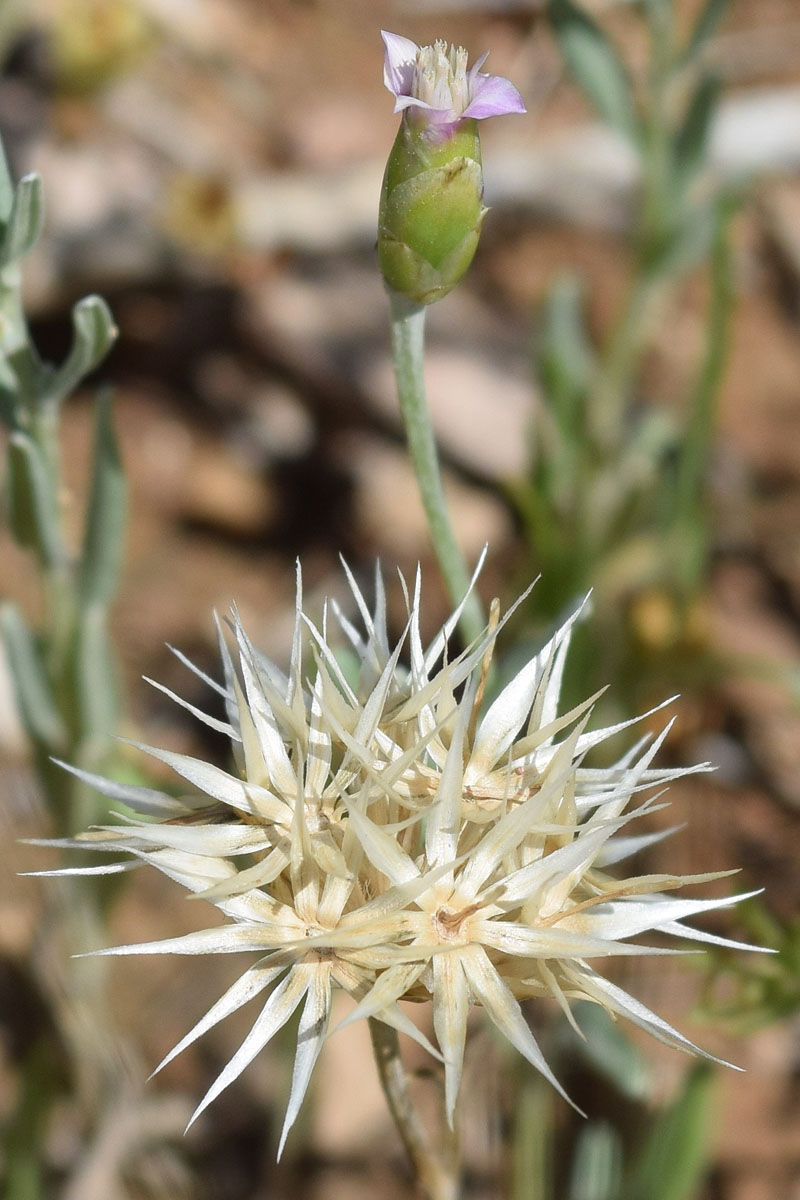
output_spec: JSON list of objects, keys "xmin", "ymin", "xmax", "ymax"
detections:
[
  {"xmin": 0, "ymin": 601, "xmax": 67, "ymax": 750},
  {"xmin": 680, "ymin": 0, "xmax": 730, "ymax": 65},
  {"xmin": 79, "ymin": 394, "xmax": 126, "ymax": 607},
  {"xmin": 568, "ymin": 1121, "xmax": 624, "ymax": 1200},
  {"xmin": 0, "ymin": 137, "xmax": 12, "ymax": 222},
  {"xmin": 539, "ymin": 272, "xmax": 594, "ymax": 427},
  {"xmin": 0, "ymin": 173, "xmax": 43, "ymax": 267},
  {"xmin": 46, "ymin": 295, "xmax": 117, "ymax": 403},
  {"xmin": 569, "ymin": 1001, "xmax": 651, "ymax": 1100},
  {"xmin": 674, "ymin": 74, "xmax": 720, "ymax": 195},
  {"xmin": 548, "ymin": 0, "xmax": 639, "ymax": 142},
  {"xmin": 74, "ymin": 606, "xmax": 118, "ymax": 744},
  {"xmin": 627, "ymin": 1064, "xmax": 715, "ymax": 1200},
  {"xmin": 6, "ymin": 431, "xmax": 62, "ymax": 565}
]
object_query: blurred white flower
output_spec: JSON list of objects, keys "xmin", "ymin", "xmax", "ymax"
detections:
[{"xmin": 34, "ymin": 559, "xmax": 758, "ymax": 1150}]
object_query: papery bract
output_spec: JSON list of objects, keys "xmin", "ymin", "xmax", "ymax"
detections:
[{"xmin": 32, "ymin": 558, "xmax": 764, "ymax": 1152}]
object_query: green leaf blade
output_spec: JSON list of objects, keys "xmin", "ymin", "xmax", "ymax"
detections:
[
  {"xmin": 0, "ymin": 173, "xmax": 44, "ymax": 268},
  {"xmin": 79, "ymin": 393, "xmax": 127, "ymax": 608},
  {"xmin": 548, "ymin": 0, "xmax": 639, "ymax": 142},
  {"xmin": 47, "ymin": 295, "xmax": 118, "ymax": 404},
  {"xmin": 627, "ymin": 1064, "xmax": 715, "ymax": 1200},
  {"xmin": 6, "ymin": 431, "xmax": 63, "ymax": 566},
  {"xmin": 0, "ymin": 602, "xmax": 67, "ymax": 751}
]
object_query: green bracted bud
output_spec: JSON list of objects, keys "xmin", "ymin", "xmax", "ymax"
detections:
[
  {"xmin": 379, "ymin": 33, "xmax": 524, "ymax": 305},
  {"xmin": 378, "ymin": 118, "xmax": 488, "ymax": 306}
]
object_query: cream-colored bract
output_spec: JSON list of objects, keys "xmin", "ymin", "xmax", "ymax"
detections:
[{"xmin": 35, "ymin": 558, "xmax": 758, "ymax": 1153}]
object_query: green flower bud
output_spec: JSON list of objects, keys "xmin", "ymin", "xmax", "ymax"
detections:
[
  {"xmin": 378, "ymin": 118, "xmax": 487, "ymax": 306},
  {"xmin": 378, "ymin": 32, "xmax": 525, "ymax": 305}
]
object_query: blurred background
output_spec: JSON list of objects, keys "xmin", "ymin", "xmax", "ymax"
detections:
[{"xmin": 2, "ymin": 1, "xmax": 800, "ymax": 1197}]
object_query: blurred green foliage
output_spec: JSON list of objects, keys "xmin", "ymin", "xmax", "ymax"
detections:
[
  {"xmin": 0, "ymin": 132, "xmax": 122, "ymax": 834},
  {"xmin": 699, "ymin": 897, "xmax": 800, "ymax": 1033},
  {"xmin": 513, "ymin": 1004, "xmax": 716, "ymax": 1200},
  {"xmin": 513, "ymin": 0, "xmax": 738, "ymax": 717}
]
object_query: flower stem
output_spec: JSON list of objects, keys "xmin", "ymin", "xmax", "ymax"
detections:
[
  {"xmin": 368, "ymin": 1018, "xmax": 460, "ymax": 1200},
  {"xmin": 389, "ymin": 291, "xmax": 485, "ymax": 646}
]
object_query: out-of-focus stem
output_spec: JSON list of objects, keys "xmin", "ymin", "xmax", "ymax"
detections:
[
  {"xmin": 369, "ymin": 1018, "xmax": 460, "ymax": 1200},
  {"xmin": 672, "ymin": 195, "xmax": 735, "ymax": 591},
  {"xmin": 389, "ymin": 290, "xmax": 485, "ymax": 646}
]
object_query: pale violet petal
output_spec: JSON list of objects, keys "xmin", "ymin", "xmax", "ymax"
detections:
[
  {"xmin": 381, "ymin": 30, "xmax": 419, "ymax": 97},
  {"xmin": 463, "ymin": 73, "xmax": 526, "ymax": 120}
]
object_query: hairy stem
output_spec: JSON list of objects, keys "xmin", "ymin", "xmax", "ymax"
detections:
[
  {"xmin": 369, "ymin": 1018, "xmax": 460, "ymax": 1200},
  {"xmin": 389, "ymin": 291, "xmax": 485, "ymax": 645}
]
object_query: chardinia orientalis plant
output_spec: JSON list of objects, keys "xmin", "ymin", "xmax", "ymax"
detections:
[
  {"xmin": 25, "ymin": 29, "xmax": 763, "ymax": 1200},
  {"xmin": 33, "ymin": 558, "xmax": 759, "ymax": 1180}
]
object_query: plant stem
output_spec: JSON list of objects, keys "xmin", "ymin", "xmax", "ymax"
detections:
[
  {"xmin": 389, "ymin": 290, "xmax": 485, "ymax": 645},
  {"xmin": 369, "ymin": 1018, "xmax": 460, "ymax": 1200},
  {"xmin": 672, "ymin": 194, "xmax": 735, "ymax": 592}
]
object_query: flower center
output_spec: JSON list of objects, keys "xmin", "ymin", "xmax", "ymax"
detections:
[
  {"xmin": 413, "ymin": 40, "xmax": 470, "ymax": 114},
  {"xmin": 434, "ymin": 903, "xmax": 479, "ymax": 941}
]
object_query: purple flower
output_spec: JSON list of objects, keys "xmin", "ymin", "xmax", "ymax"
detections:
[{"xmin": 382, "ymin": 31, "xmax": 525, "ymax": 137}]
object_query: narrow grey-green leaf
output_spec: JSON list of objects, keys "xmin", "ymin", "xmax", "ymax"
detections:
[
  {"xmin": 79, "ymin": 393, "xmax": 126, "ymax": 607},
  {"xmin": 681, "ymin": 0, "xmax": 730, "ymax": 65},
  {"xmin": 568, "ymin": 1122, "xmax": 624, "ymax": 1200},
  {"xmin": 0, "ymin": 135, "xmax": 13, "ymax": 223},
  {"xmin": 73, "ymin": 604, "xmax": 119, "ymax": 745},
  {"xmin": 673, "ymin": 74, "xmax": 720, "ymax": 195},
  {"xmin": 6, "ymin": 431, "xmax": 62, "ymax": 566},
  {"xmin": 627, "ymin": 1064, "xmax": 715, "ymax": 1200},
  {"xmin": 0, "ymin": 601, "xmax": 67, "ymax": 750},
  {"xmin": 650, "ymin": 200, "xmax": 717, "ymax": 280},
  {"xmin": 548, "ymin": 0, "xmax": 638, "ymax": 142},
  {"xmin": 570, "ymin": 1001, "xmax": 651, "ymax": 1100},
  {"xmin": 0, "ymin": 173, "xmax": 44, "ymax": 267},
  {"xmin": 47, "ymin": 295, "xmax": 117, "ymax": 403},
  {"xmin": 539, "ymin": 272, "xmax": 594, "ymax": 428}
]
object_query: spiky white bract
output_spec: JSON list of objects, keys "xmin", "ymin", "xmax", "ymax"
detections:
[{"xmin": 42, "ymin": 560, "xmax": 756, "ymax": 1150}]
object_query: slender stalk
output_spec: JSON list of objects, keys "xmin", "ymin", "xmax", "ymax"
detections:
[
  {"xmin": 389, "ymin": 290, "xmax": 485, "ymax": 645},
  {"xmin": 369, "ymin": 1018, "xmax": 460, "ymax": 1200},
  {"xmin": 672, "ymin": 195, "xmax": 735, "ymax": 592},
  {"xmin": 587, "ymin": 274, "xmax": 660, "ymax": 455}
]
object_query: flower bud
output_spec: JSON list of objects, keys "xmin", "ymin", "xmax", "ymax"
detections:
[
  {"xmin": 379, "ymin": 117, "xmax": 486, "ymax": 305},
  {"xmin": 378, "ymin": 32, "xmax": 525, "ymax": 306}
]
